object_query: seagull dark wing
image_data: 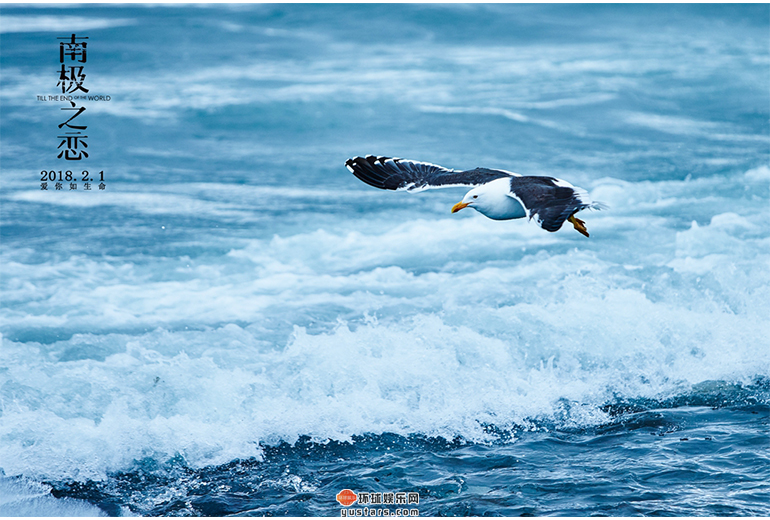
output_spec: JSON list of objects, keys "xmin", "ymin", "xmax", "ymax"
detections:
[
  {"xmin": 346, "ymin": 155, "xmax": 514, "ymax": 192},
  {"xmin": 507, "ymin": 177, "xmax": 594, "ymax": 232}
]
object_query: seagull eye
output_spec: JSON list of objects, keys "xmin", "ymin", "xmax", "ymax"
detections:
[{"xmin": 473, "ymin": 195, "xmax": 478, "ymax": 199}]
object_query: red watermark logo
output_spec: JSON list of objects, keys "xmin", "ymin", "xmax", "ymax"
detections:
[{"xmin": 336, "ymin": 489, "xmax": 358, "ymax": 507}]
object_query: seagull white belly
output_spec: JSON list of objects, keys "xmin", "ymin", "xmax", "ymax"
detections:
[{"xmin": 478, "ymin": 195, "xmax": 527, "ymax": 220}]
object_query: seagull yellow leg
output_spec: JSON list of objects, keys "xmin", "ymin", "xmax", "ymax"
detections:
[{"xmin": 568, "ymin": 213, "xmax": 589, "ymax": 238}]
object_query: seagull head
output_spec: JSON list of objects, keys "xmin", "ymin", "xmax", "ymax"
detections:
[{"xmin": 451, "ymin": 185, "xmax": 489, "ymax": 214}]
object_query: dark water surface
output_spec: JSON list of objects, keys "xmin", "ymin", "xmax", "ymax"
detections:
[{"xmin": 45, "ymin": 397, "xmax": 770, "ymax": 516}]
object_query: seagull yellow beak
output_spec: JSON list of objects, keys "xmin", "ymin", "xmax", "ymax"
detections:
[{"xmin": 451, "ymin": 201, "xmax": 470, "ymax": 213}]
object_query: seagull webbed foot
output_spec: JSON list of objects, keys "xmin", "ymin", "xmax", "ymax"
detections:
[{"xmin": 568, "ymin": 213, "xmax": 589, "ymax": 238}]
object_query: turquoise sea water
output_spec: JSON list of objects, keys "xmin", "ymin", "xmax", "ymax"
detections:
[{"xmin": 1, "ymin": 4, "xmax": 769, "ymax": 516}]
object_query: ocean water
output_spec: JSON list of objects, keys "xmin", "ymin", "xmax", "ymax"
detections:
[{"xmin": 1, "ymin": 4, "xmax": 769, "ymax": 516}]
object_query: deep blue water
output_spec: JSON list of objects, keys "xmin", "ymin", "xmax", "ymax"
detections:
[{"xmin": 1, "ymin": 4, "xmax": 769, "ymax": 517}]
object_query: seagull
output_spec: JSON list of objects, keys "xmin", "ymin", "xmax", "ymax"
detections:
[{"xmin": 345, "ymin": 155, "xmax": 607, "ymax": 237}]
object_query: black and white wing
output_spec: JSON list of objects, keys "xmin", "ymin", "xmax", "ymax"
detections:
[
  {"xmin": 508, "ymin": 176, "xmax": 601, "ymax": 232},
  {"xmin": 346, "ymin": 155, "xmax": 515, "ymax": 192}
]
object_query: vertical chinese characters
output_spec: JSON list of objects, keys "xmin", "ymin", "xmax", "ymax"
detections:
[{"xmin": 57, "ymin": 34, "xmax": 88, "ymax": 160}]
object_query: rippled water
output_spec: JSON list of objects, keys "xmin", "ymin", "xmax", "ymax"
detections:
[{"xmin": 1, "ymin": 4, "xmax": 769, "ymax": 516}]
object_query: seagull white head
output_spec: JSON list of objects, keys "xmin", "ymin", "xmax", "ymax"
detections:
[{"xmin": 451, "ymin": 186, "xmax": 483, "ymax": 214}]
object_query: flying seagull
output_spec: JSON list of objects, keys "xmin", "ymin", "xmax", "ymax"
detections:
[{"xmin": 345, "ymin": 155, "xmax": 606, "ymax": 237}]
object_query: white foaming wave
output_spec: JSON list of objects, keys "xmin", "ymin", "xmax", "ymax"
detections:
[
  {"xmin": 2, "ymin": 267, "xmax": 769, "ymax": 481},
  {"xmin": 745, "ymin": 164, "xmax": 770, "ymax": 182},
  {"xmin": 507, "ymin": 93, "xmax": 618, "ymax": 110},
  {"xmin": 589, "ymin": 167, "xmax": 770, "ymax": 214},
  {"xmin": 1, "ymin": 272, "xmax": 767, "ymax": 482},
  {"xmin": 0, "ymin": 476, "xmax": 107, "ymax": 516},
  {"xmin": 5, "ymin": 185, "xmax": 367, "ymax": 223},
  {"xmin": 622, "ymin": 111, "xmax": 770, "ymax": 142},
  {"xmin": 0, "ymin": 218, "xmax": 552, "ymax": 333},
  {"xmin": 419, "ymin": 105, "xmax": 578, "ymax": 134},
  {"xmin": 0, "ymin": 15, "xmax": 134, "ymax": 33}
]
